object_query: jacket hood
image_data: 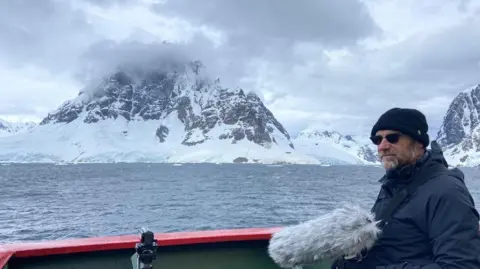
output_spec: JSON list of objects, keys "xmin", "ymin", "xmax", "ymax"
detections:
[
  {"xmin": 427, "ymin": 140, "xmax": 465, "ymax": 183},
  {"xmin": 428, "ymin": 140, "xmax": 449, "ymax": 167}
]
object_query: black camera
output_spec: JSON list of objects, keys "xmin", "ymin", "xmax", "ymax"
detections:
[{"xmin": 134, "ymin": 228, "xmax": 158, "ymax": 269}]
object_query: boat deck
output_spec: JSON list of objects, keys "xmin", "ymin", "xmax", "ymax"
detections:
[{"xmin": 0, "ymin": 228, "xmax": 331, "ymax": 269}]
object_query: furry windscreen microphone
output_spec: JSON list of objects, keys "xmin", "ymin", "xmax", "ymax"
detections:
[{"xmin": 268, "ymin": 203, "xmax": 382, "ymax": 268}]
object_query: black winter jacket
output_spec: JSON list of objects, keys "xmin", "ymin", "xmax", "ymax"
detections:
[{"xmin": 337, "ymin": 141, "xmax": 480, "ymax": 269}]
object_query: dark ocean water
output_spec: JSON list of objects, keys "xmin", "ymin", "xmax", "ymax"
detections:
[{"xmin": 1, "ymin": 163, "xmax": 480, "ymax": 244}]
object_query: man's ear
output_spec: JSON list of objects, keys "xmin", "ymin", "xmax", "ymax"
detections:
[{"xmin": 414, "ymin": 141, "xmax": 424, "ymax": 152}]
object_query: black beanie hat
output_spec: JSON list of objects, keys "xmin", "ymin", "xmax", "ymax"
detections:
[{"xmin": 370, "ymin": 107, "xmax": 430, "ymax": 147}]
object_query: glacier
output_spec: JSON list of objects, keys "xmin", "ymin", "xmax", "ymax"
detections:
[{"xmin": 0, "ymin": 115, "xmax": 384, "ymax": 165}]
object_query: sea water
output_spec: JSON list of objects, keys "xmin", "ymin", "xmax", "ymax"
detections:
[{"xmin": 1, "ymin": 163, "xmax": 480, "ymax": 243}]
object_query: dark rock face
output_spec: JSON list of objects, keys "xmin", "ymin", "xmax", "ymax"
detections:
[
  {"xmin": 233, "ymin": 157, "xmax": 249, "ymax": 163},
  {"xmin": 437, "ymin": 84, "xmax": 480, "ymax": 158},
  {"xmin": 0, "ymin": 121, "xmax": 8, "ymax": 131},
  {"xmin": 358, "ymin": 146, "xmax": 378, "ymax": 163},
  {"xmin": 40, "ymin": 61, "xmax": 293, "ymax": 149}
]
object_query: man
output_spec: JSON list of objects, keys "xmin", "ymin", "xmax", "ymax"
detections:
[{"xmin": 334, "ymin": 107, "xmax": 480, "ymax": 269}]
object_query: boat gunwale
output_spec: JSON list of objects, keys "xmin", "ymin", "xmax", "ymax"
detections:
[{"xmin": 0, "ymin": 227, "xmax": 282, "ymax": 268}]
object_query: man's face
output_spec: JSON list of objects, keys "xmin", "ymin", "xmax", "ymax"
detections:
[{"xmin": 371, "ymin": 130, "xmax": 419, "ymax": 170}]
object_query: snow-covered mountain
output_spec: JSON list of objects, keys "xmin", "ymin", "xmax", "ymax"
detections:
[
  {"xmin": 0, "ymin": 61, "xmax": 319, "ymax": 164},
  {"xmin": 0, "ymin": 119, "xmax": 36, "ymax": 137},
  {"xmin": 292, "ymin": 129, "xmax": 379, "ymax": 165},
  {"xmin": 437, "ymin": 84, "xmax": 480, "ymax": 166}
]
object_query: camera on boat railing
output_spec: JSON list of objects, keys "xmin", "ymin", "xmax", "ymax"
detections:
[{"xmin": 134, "ymin": 228, "xmax": 158, "ymax": 269}]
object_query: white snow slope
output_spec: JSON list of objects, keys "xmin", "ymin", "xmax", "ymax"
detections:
[
  {"xmin": 292, "ymin": 129, "xmax": 380, "ymax": 165},
  {"xmin": 0, "ymin": 117, "xmax": 385, "ymax": 165},
  {"xmin": 0, "ymin": 113, "xmax": 325, "ymax": 164}
]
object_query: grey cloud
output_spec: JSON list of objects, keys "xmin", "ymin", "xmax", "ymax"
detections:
[
  {"xmin": 73, "ymin": 33, "xmax": 254, "ymax": 90},
  {"xmin": 75, "ymin": 39, "xmax": 197, "ymax": 82},
  {"xmin": 402, "ymin": 21, "xmax": 480, "ymax": 84},
  {"xmin": 149, "ymin": 1, "xmax": 382, "ymax": 106},
  {"xmin": 249, "ymin": 1, "xmax": 480, "ymax": 126},
  {"xmin": 341, "ymin": 17, "xmax": 480, "ymax": 108},
  {"xmin": 255, "ymin": 16, "xmax": 480, "ymax": 135},
  {"xmin": 0, "ymin": 0, "xmax": 98, "ymax": 73},
  {"xmin": 0, "ymin": 0, "xmax": 381, "ymax": 90},
  {"xmin": 152, "ymin": 0, "xmax": 379, "ymax": 47},
  {"xmin": 3, "ymin": 0, "xmax": 474, "ymax": 138},
  {"xmin": 458, "ymin": 0, "xmax": 473, "ymax": 12},
  {"xmin": 0, "ymin": 104, "xmax": 38, "ymax": 115},
  {"xmin": 80, "ymin": 0, "xmax": 135, "ymax": 8},
  {"xmin": 150, "ymin": 0, "xmax": 381, "ymax": 72}
]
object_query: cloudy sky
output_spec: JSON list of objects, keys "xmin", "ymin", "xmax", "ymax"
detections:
[{"xmin": 1, "ymin": 0, "xmax": 480, "ymax": 138}]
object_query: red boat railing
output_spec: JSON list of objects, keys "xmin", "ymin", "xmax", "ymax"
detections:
[{"xmin": 0, "ymin": 227, "xmax": 282, "ymax": 268}]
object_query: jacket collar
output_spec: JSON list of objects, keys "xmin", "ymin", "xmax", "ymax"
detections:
[{"xmin": 379, "ymin": 151, "xmax": 430, "ymax": 193}]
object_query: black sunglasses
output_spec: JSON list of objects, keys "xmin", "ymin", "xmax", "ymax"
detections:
[{"xmin": 370, "ymin": 133, "xmax": 402, "ymax": 145}]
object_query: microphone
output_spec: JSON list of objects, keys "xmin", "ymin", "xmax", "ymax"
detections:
[{"xmin": 268, "ymin": 203, "xmax": 382, "ymax": 268}]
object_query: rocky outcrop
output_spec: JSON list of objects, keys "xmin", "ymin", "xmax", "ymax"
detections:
[{"xmin": 437, "ymin": 84, "xmax": 480, "ymax": 166}]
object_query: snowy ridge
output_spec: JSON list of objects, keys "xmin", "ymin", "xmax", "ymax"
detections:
[
  {"xmin": 292, "ymin": 129, "xmax": 379, "ymax": 165},
  {"xmin": 0, "ymin": 117, "xmax": 315, "ymax": 164},
  {"xmin": 0, "ymin": 61, "xmax": 319, "ymax": 164},
  {"xmin": 437, "ymin": 84, "xmax": 480, "ymax": 166},
  {"xmin": 0, "ymin": 119, "xmax": 36, "ymax": 137}
]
